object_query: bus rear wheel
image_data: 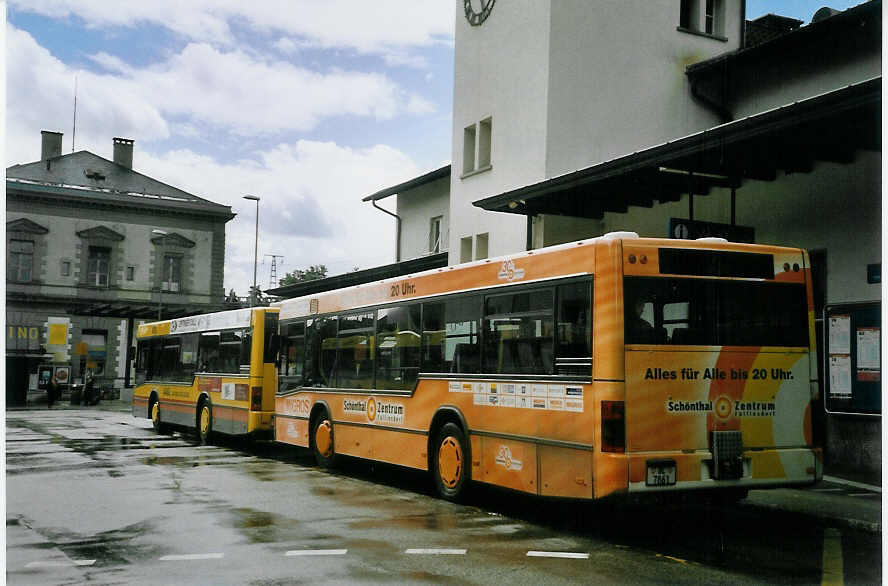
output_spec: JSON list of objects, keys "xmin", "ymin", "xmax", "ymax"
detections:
[
  {"xmin": 433, "ymin": 422, "xmax": 470, "ymax": 502},
  {"xmin": 311, "ymin": 413, "xmax": 338, "ymax": 469},
  {"xmin": 151, "ymin": 399, "xmax": 168, "ymax": 434},
  {"xmin": 198, "ymin": 401, "xmax": 213, "ymax": 445}
]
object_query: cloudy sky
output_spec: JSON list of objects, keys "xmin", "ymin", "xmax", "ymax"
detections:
[{"xmin": 5, "ymin": 1, "xmax": 860, "ymax": 295}]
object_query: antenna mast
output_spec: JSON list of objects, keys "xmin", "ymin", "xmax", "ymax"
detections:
[
  {"xmin": 265, "ymin": 254, "xmax": 284, "ymax": 288},
  {"xmin": 71, "ymin": 75, "xmax": 78, "ymax": 153}
]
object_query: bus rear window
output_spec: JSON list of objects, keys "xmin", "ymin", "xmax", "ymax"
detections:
[{"xmin": 625, "ymin": 277, "xmax": 809, "ymax": 347}]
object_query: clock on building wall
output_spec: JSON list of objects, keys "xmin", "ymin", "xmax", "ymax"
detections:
[{"xmin": 464, "ymin": 0, "xmax": 495, "ymax": 26}]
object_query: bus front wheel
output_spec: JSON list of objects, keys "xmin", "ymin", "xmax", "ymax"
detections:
[
  {"xmin": 311, "ymin": 413, "xmax": 338, "ymax": 469},
  {"xmin": 198, "ymin": 401, "xmax": 213, "ymax": 445},
  {"xmin": 433, "ymin": 423, "xmax": 470, "ymax": 502}
]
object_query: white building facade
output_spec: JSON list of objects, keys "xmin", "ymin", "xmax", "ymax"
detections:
[{"xmin": 366, "ymin": 1, "xmax": 881, "ymax": 475}]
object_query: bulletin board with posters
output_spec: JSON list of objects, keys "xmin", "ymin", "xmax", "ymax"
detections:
[{"xmin": 824, "ymin": 302, "xmax": 881, "ymax": 415}]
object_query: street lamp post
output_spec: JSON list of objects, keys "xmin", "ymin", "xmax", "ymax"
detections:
[
  {"xmin": 243, "ymin": 195, "xmax": 260, "ymax": 307},
  {"xmin": 152, "ymin": 229, "xmax": 168, "ymax": 320}
]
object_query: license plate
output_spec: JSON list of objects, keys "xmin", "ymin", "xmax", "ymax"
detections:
[{"xmin": 646, "ymin": 461, "xmax": 676, "ymax": 487}]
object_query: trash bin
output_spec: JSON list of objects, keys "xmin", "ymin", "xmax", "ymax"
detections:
[{"xmin": 69, "ymin": 383, "xmax": 83, "ymax": 405}]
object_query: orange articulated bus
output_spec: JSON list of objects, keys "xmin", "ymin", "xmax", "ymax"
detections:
[
  {"xmin": 272, "ymin": 233, "xmax": 821, "ymax": 501},
  {"xmin": 133, "ymin": 307, "xmax": 279, "ymax": 443}
]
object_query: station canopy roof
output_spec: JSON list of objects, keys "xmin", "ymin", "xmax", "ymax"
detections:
[
  {"xmin": 266, "ymin": 252, "xmax": 448, "ymax": 299},
  {"xmin": 473, "ymin": 77, "xmax": 880, "ymax": 219},
  {"xmin": 363, "ymin": 165, "xmax": 451, "ymax": 202}
]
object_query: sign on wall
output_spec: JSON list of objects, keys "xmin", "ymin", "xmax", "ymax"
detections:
[
  {"xmin": 6, "ymin": 325, "xmax": 41, "ymax": 351},
  {"xmin": 825, "ymin": 302, "xmax": 880, "ymax": 415}
]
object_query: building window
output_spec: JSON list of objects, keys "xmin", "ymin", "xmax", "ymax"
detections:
[
  {"xmin": 705, "ymin": 0, "xmax": 723, "ymax": 35},
  {"xmin": 126, "ymin": 266, "xmax": 135, "ymax": 281},
  {"xmin": 463, "ymin": 124, "xmax": 477, "ymax": 175},
  {"xmin": 429, "ymin": 216, "xmax": 443, "ymax": 254},
  {"xmin": 161, "ymin": 255, "xmax": 182, "ymax": 292},
  {"xmin": 680, "ymin": 0, "xmax": 724, "ymax": 37},
  {"xmin": 87, "ymin": 246, "xmax": 111, "ymax": 286},
  {"xmin": 478, "ymin": 117, "xmax": 492, "ymax": 169},
  {"xmin": 475, "ymin": 233, "xmax": 489, "ymax": 260},
  {"xmin": 460, "ymin": 236, "xmax": 473, "ymax": 263},
  {"xmin": 61, "ymin": 260, "xmax": 71, "ymax": 277},
  {"xmin": 462, "ymin": 117, "xmax": 493, "ymax": 176},
  {"xmin": 8, "ymin": 239, "xmax": 34, "ymax": 282},
  {"xmin": 679, "ymin": 0, "xmax": 695, "ymax": 29}
]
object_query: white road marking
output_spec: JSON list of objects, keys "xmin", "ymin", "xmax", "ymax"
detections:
[
  {"xmin": 26, "ymin": 559, "xmax": 96, "ymax": 568},
  {"xmin": 405, "ymin": 548, "xmax": 467, "ymax": 555},
  {"xmin": 822, "ymin": 475, "xmax": 881, "ymax": 493},
  {"xmin": 847, "ymin": 492, "xmax": 879, "ymax": 498},
  {"xmin": 285, "ymin": 549, "xmax": 348, "ymax": 556},
  {"xmin": 812, "ymin": 488, "xmax": 844, "ymax": 492},
  {"xmin": 159, "ymin": 553, "xmax": 225, "ymax": 561},
  {"xmin": 821, "ymin": 528, "xmax": 843, "ymax": 586},
  {"xmin": 527, "ymin": 551, "xmax": 590, "ymax": 559}
]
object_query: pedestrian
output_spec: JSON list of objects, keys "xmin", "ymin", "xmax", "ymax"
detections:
[{"xmin": 47, "ymin": 376, "xmax": 58, "ymax": 409}]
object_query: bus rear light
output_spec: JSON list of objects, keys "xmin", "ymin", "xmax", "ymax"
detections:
[
  {"xmin": 251, "ymin": 386, "xmax": 262, "ymax": 411},
  {"xmin": 639, "ymin": 255, "xmax": 647, "ymax": 264},
  {"xmin": 628, "ymin": 254, "xmax": 637, "ymax": 264},
  {"xmin": 601, "ymin": 400, "xmax": 625, "ymax": 453}
]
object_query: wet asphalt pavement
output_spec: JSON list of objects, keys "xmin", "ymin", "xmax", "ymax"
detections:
[{"xmin": 6, "ymin": 408, "xmax": 882, "ymax": 585}]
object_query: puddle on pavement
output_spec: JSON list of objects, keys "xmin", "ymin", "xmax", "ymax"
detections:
[
  {"xmin": 22, "ymin": 519, "xmax": 161, "ymax": 569},
  {"xmin": 221, "ymin": 507, "xmax": 302, "ymax": 544}
]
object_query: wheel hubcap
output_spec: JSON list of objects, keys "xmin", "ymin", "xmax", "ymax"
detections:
[
  {"xmin": 200, "ymin": 406, "xmax": 210, "ymax": 435},
  {"xmin": 315, "ymin": 420, "xmax": 333, "ymax": 457},
  {"xmin": 438, "ymin": 436, "xmax": 462, "ymax": 489}
]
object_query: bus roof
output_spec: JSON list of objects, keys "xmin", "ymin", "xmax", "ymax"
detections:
[
  {"xmin": 136, "ymin": 306, "xmax": 279, "ymax": 339},
  {"xmin": 273, "ymin": 234, "xmax": 805, "ymax": 321}
]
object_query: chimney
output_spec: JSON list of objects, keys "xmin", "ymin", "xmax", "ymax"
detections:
[
  {"xmin": 41, "ymin": 130, "xmax": 63, "ymax": 161},
  {"xmin": 113, "ymin": 137, "xmax": 134, "ymax": 169}
]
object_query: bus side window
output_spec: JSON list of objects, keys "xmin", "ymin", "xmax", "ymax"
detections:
[
  {"xmin": 556, "ymin": 281, "xmax": 592, "ymax": 358},
  {"xmin": 444, "ymin": 295, "xmax": 481, "ymax": 374},
  {"xmin": 306, "ymin": 317, "xmax": 336, "ymax": 388},
  {"xmin": 159, "ymin": 336, "xmax": 181, "ymax": 381},
  {"xmin": 219, "ymin": 330, "xmax": 243, "ymax": 374},
  {"xmin": 135, "ymin": 339, "xmax": 151, "ymax": 384},
  {"xmin": 376, "ymin": 304, "xmax": 421, "ymax": 390},
  {"xmin": 280, "ymin": 321, "xmax": 305, "ymax": 391},
  {"xmin": 484, "ymin": 289, "xmax": 554, "ymax": 375},
  {"xmin": 337, "ymin": 312, "xmax": 374, "ymax": 389},
  {"xmin": 198, "ymin": 332, "xmax": 221, "ymax": 373},
  {"xmin": 180, "ymin": 333, "xmax": 198, "ymax": 380},
  {"xmin": 421, "ymin": 302, "xmax": 445, "ymax": 373},
  {"xmin": 149, "ymin": 338, "xmax": 163, "ymax": 380},
  {"xmin": 240, "ymin": 329, "xmax": 252, "ymax": 372}
]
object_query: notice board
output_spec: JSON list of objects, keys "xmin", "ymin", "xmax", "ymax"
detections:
[{"xmin": 824, "ymin": 301, "xmax": 881, "ymax": 415}]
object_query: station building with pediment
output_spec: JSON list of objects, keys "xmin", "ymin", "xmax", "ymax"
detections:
[{"xmin": 6, "ymin": 132, "xmax": 234, "ymax": 405}]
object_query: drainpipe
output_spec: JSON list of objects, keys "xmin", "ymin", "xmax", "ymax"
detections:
[{"xmin": 371, "ymin": 199, "xmax": 402, "ymax": 262}]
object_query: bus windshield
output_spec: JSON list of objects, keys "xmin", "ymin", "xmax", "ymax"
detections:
[{"xmin": 624, "ymin": 277, "xmax": 809, "ymax": 347}]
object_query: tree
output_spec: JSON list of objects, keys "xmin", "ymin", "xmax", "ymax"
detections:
[{"xmin": 279, "ymin": 264, "xmax": 328, "ymax": 286}]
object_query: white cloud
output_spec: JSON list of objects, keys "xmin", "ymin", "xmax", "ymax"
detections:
[
  {"xmin": 10, "ymin": 1, "xmax": 455, "ymax": 56},
  {"xmin": 136, "ymin": 141, "xmax": 421, "ymax": 294},
  {"xmin": 5, "ymin": 21, "xmax": 439, "ymax": 295},
  {"xmin": 6, "ymin": 25, "xmax": 435, "ymax": 159},
  {"xmin": 274, "ymin": 37, "xmax": 300, "ymax": 55},
  {"xmin": 5, "ymin": 26, "xmax": 169, "ymax": 165}
]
